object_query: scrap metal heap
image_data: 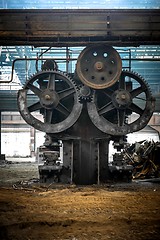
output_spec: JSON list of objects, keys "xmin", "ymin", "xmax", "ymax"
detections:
[
  {"xmin": 17, "ymin": 44, "xmax": 155, "ymax": 184},
  {"xmin": 122, "ymin": 140, "xmax": 160, "ymax": 180}
]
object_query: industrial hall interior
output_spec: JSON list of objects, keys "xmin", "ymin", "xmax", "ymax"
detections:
[{"xmin": 0, "ymin": 1, "xmax": 160, "ymax": 240}]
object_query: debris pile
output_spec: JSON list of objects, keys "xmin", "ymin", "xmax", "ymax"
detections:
[{"xmin": 123, "ymin": 140, "xmax": 160, "ymax": 179}]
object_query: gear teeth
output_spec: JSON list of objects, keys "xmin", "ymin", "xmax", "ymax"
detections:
[
  {"xmin": 88, "ymin": 69, "xmax": 155, "ymax": 135},
  {"xmin": 78, "ymin": 84, "xmax": 93, "ymax": 103},
  {"xmin": 18, "ymin": 69, "xmax": 83, "ymax": 132},
  {"xmin": 21, "ymin": 69, "xmax": 82, "ymax": 122},
  {"xmin": 23, "ymin": 73, "xmax": 35, "ymax": 88},
  {"xmin": 60, "ymin": 71, "xmax": 78, "ymax": 89},
  {"xmin": 121, "ymin": 69, "xmax": 153, "ymax": 97},
  {"xmin": 23, "ymin": 70, "xmax": 79, "ymax": 96}
]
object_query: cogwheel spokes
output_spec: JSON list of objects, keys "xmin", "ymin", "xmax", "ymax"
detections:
[
  {"xmin": 87, "ymin": 70, "xmax": 155, "ymax": 136},
  {"xmin": 17, "ymin": 70, "xmax": 82, "ymax": 133}
]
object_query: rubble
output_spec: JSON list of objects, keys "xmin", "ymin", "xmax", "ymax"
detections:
[{"xmin": 123, "ymin": 140, "xmax": 160, "ymax": 179}]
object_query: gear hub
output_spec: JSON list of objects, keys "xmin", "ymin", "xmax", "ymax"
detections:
[
  {"xmin": 17, "ymin": 70, "xmax": 83, "ymax": 133},
  {"xmin": 87, "ymin": 70, "xmax": 155, "ymax": 135},
  {"xmin": 76, "ymin": 44, "xmax": 122, "ymax": 89}
]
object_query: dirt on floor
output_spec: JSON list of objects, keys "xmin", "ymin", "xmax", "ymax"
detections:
[{"xmin": 0, "ymin": 162, "xmax": 160, "ymax": 240}]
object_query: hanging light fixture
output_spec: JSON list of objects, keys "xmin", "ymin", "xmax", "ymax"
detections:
[{"xmin": 5, "ymin": 53, "xmax": 10, "ymax": 62}]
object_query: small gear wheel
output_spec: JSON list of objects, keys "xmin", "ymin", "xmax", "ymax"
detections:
[
  {"xmin": 78, "ymin": 85, "xmax": 93, "ymax": 103},
  {"xmin": 41, "ymin": 59, "xmax": 58, "ymax": 71}
]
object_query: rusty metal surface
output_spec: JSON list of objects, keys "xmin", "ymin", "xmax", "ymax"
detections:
[
  {"xmin": 17, "ymin": 70, "xmax": 83, "ymax": 133},
  {"xmin": 15, "ymin": 44, "xmax": 156, "ymax": 184},
  {"xmin": 123, "ymin": 140, "xmax": 160, "ymax": 180},
  {"xmin": 0, "ymin": 9, "xmax": 160, "ymax": 46},
  {"xmin": 76, "ymin": 44, "xmax": 122, "ymax": 89},
  {"xmin": 87, "ymin": 70, "xmax": 155, "ymax": 135}
]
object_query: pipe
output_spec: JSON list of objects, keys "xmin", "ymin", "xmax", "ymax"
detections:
[
  {"xmin": 0, "ymin": 57, "xmax": 160, "ymax": 84},
  {"xmin": 0, "ymin": 57, "xmax": 78, "ymax": 84}
]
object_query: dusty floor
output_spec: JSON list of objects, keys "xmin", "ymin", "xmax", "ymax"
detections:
[{"xmin": 0, "ymin": 162, "xmax": 160, "ymax": 240}]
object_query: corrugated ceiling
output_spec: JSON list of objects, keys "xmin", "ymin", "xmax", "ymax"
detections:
[{"xmin": 0, "ymin": 0, "xmax": 159, "ymax": 9}]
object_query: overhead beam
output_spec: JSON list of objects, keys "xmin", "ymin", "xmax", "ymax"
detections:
[{"xmin": 0, "ymin": 9, "xmax": 160, "ymax": 47}]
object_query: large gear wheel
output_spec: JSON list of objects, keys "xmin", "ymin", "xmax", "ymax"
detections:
[
  {"xmin": 17, "ymin": 70, "xmax": 83, "ymax": 133},
  {"xmin": 87, "ymin": 70, "xmax": 155, "ymax": 136},
  {"xmin": 76, "ymin": 44, "xmax": 122, "ymax": 89}
]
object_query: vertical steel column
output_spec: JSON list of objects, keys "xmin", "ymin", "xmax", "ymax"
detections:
[
  {"xmin": 0, "ymin": 111, "xmax": 5, "ymax": 161},
  {"xmin": 73, "ymin": 139, "xmax": 98, "ymax": 185},
  {"xmin": 129, "ymin": 49, "xmax": 131, "ymax": 71},
  {"xmin": 0, "ymin": 111, "xmax": 1, "ymax": 158},
  {"xmin": 62, "ymin": 140, "xmax": 73, "ymax": 183},
  {"xmin": 70, "ymin": 141, "xmax": 74, "ymax": 184},
  {"xmin": 98, "ymin": 140, "xmax": 109, "ymax": 183},
  {"xmin": 66, "ymin": 46, "xmax": 69, "ymax": 73},
  {"xmin": 97, "ymin": 142, "xmax": 100, "ymax": 185},
  {"xmin": 30, "ymin": 127, "xmax": 35, "ymax": 157}
]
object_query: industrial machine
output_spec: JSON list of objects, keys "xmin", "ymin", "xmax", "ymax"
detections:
[{"xmin": 17, "ymin": 44, "xmax": 155, "ymax": 184}]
